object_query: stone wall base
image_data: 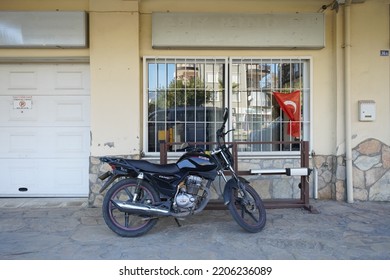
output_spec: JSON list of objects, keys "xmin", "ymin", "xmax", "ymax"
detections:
[{"xmin": 313, "ymin": 138, "xmax": 390, "ymax": 201}]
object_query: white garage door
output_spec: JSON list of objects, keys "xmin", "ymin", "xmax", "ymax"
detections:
[{"xmin": 0, "ymin": 64, "xmax": 90, "ymax": 197}]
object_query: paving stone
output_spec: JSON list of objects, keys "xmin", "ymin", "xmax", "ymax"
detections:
[{"xmin": 0, "ymin": 199, "xmax": 389, "ymax": 260}]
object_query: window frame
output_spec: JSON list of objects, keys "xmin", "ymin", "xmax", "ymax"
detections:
[
  {"xmin": 143, "ymin": 56, "xmax": 312, "ymax": 158},
  {"xmin": 228, "ymin": 57, "xmax": 313, "ymax": 157}
]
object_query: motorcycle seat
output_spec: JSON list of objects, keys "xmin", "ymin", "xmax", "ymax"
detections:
[{"xmin": 124, "ymin": 159, "xmax": 180, "ymax": 174}]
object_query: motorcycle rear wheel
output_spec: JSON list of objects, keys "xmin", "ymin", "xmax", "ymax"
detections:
[
  {"xmin": 102, "ymin": 178, "xmax": 160, "ymax": 237},
  {"xmin": 227, "ymin": 182, "xmax": 266, "ymax": 233}
]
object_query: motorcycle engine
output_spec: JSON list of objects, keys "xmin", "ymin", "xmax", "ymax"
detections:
[{"xmin": 175, "ymin": 175, "xmax": 203, "ymax": 209}]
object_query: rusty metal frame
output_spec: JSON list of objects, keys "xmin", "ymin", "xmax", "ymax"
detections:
[{"xmin": 159, "ymin": 140, "xmax": 316, "ymax": 212}]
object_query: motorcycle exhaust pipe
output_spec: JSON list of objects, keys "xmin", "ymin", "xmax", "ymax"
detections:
[{"xmin": 111, "ymin": 200, "xmax": 171, "ymax": 216}]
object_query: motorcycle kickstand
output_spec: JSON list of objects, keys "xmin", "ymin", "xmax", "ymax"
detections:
[{"xmin": 174, "ymin": 218, "xmax": 182, "ymax": 227}]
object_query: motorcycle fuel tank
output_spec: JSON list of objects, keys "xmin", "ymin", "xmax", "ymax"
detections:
[{"xmin": 177, "ymin": 152, "xmax": 217, "ymax": 172}]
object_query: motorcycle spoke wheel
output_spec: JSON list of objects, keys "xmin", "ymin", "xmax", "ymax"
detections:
[
  {"xmin": 236, "ymin": 198, "xmax": 259, "ymax": 223},
  {"xmin": 228, "ymin": 184, "xmax": 266, "ymax": 233},
  {"xmin": 102, "ymin": 178, "xmax": 160, "ymax": 237}
]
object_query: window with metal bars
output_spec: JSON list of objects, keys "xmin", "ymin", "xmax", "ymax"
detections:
[
  {"xmin": 143, "ymin": 57, "xmax": 311, "ymax": 155},
  {"xmin": 230, "ymin": 58, "xmax": 311, "ymax": 154}
]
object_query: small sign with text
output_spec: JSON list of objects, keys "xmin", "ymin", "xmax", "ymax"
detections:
[{"xmin": 380, "ymin": 50, "xmax": 389, "ymax": 56}]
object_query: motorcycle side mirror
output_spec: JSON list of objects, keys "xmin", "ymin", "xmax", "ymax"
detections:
[{"xmin": 223, "ymin": 107, "xmax": 229, "ymax": 122}]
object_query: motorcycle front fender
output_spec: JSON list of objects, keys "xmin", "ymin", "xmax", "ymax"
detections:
[{"xmin": 223, "ymin": 177, "xmax": 249, "ymax": 205}]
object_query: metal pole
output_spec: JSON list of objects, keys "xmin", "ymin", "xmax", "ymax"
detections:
[{"xmin": 344, "ymin": 0, "xmax": 354, "ymax": 203}]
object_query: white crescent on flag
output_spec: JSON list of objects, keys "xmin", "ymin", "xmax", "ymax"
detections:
[{"xmin": 283, "ymin": 100, "xmax": 297, "ymax": 113}]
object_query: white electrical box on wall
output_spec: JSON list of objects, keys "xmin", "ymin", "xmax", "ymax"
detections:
[{"xmin": 358, "ymin": 100, "xmax": 376, "ymax": 121}]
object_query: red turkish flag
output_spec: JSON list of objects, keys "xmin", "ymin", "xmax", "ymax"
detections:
[{"xmin": 273, "ymin": 90, "xmax": 301, "ymax": 138}]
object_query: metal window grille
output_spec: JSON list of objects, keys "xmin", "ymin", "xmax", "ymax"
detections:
[
  {"xmin": 230, "ymin": 58, "xmax": 311, "ymax": 154},
  {"xmin": 144, "ymin": 57, "xmax": 311, "ymax": 155},
  {"xmin": 144, "ymin": 57, "xmax": 228, "ymax": 153}
]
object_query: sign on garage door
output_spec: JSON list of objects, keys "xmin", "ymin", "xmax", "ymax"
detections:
[{"xmin": 0, "ymin": 64, "xmax": 90, "ymax": 197}]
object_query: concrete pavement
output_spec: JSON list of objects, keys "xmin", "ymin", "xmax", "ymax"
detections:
[{"xmin": 0, "ymin": 198, "xmax": 389, "ymax": 260}]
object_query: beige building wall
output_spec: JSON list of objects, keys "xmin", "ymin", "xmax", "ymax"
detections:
[
  {"xmin": 349, "ymin": 2, "xmax": 390, "ymax": 148},
  {"xmin": 1, "ymin": 0, "xmax": 390, "ymax": 201},
  {"xmin": 2, "ymin": 0, "xmax": 388, "ymax": 156},
  {"xmin": 0, "ymin": 0, "xmax": 141, "ymax": 156},
  {"xmin": 89, "ymin": 0, "xmax": 140, "ymax": 156},
  {"xmin": 139, "ymin": 0, "xmax": 338, "ymax": 155}
]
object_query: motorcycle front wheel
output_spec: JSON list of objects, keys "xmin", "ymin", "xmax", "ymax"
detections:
[
  {"xmin": 227, "ymin": 182, "xmax": 266, "ymax": 233},
  {"xmin": 102, "ymin": 178, "xmax": 160, "ymax": 237}
]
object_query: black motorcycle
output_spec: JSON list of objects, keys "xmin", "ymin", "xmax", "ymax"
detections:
[{"xmin": 98, "ymin": 108, "xmax": 266, "ymax": 237}]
